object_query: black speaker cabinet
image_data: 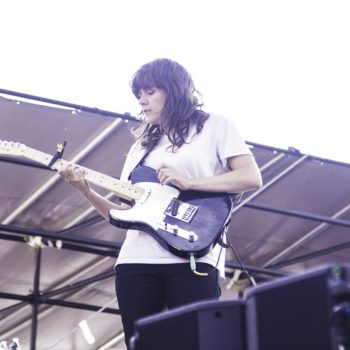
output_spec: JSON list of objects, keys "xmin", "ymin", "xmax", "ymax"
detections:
[
  {"xmin": 246, "ymin": 265, "xmax": 350, "ymax": 350},
  {"xmin": 130, "ymin": 299, "xmax": 246, "ymax": 350}
]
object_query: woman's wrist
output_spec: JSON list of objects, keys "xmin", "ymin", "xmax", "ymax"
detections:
[{"xmin": 75, "ymin": 181, "xmax": 92, "ymax": 197}]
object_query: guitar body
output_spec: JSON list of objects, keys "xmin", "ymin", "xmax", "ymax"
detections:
[{"xmin": 109, "ymin": 166, "xmax": 233, "ymax": 259}]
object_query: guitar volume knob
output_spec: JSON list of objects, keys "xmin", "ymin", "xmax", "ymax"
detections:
[{"xmin": 189, "ymin": 231, "xmax": 195, "ymax": 242}]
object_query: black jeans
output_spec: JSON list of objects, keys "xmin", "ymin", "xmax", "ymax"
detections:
[{"xmin": 115, "ymin": 263, "xmax": 220, "ymax": 349}]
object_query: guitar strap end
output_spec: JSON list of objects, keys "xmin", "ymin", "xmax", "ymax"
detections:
[{"xmin": 48, "ymin": 141, "xmax": 67, "ymax": 170}]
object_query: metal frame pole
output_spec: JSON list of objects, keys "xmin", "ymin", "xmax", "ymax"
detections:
[
  {"xmin": 0, "ymin": 88, "xmax": 139, "ymax": 122},
  {"xmin": 30, "ymin": 248, "xmax": 41, "ymax": 350}
]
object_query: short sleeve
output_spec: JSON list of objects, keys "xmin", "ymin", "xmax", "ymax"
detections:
[
  {"xmin": 120, "ymin": 141, "xmax": 145, "ymax": 181},
  {"xmin": 214, "ymin": 115, "xmax": 252, "ymax": 168}
]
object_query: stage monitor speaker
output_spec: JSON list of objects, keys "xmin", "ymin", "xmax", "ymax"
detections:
[
  {"xmin": 246, "ymin": 264, "xmax": 350, "ymax": 350},
  {"xmin": 130, "ymin": 299, "xmax": 246, "ymax": 350}
]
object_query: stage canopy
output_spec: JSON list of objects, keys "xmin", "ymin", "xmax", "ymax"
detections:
[{"xmin": 1, "ymin": 89, "xmax": 349, "ymax": 349}]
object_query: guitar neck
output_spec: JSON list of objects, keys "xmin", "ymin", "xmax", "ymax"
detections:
[{"xmin": 23, "ymin": 147, "xmax": 144, "ymax": 202}]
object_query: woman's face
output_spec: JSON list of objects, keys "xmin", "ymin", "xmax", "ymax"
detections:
[{"xmin": 138, "ymin": 87, "xmax": 167, "ymax": 125}]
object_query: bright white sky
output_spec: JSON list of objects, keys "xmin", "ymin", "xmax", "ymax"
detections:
[{"xmin": 1, "ymin": 0, "xmax": 349, "ymax": 163}]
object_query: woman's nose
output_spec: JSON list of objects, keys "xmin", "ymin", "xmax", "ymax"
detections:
[{"xmin": 138, "ymin": 92, "xmax": 147, "ymax": 105}]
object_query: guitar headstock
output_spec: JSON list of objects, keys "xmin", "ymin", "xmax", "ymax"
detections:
[{"xmin": 0, "ymin": 140, "xmax": 27, "ymax": 157}]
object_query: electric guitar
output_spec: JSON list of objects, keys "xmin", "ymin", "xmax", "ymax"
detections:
[{"xmin": 0, "ymin": 140, "xmax": 236, "ymax": 258}]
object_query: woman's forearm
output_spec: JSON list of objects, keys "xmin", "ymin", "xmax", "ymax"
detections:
[
  {"xmin": 189, "ymin": 164, "xmax": 262, "ymax": 193},
  {"xmin": 78, "ymin": 187, "xmax": 124, "ymax": 219},
  {"xmin": 157, "ymin": 154, "xmax": 262, "ymax": 194},
  {"xmin": 58, "ymin": 164, "xmax": 125, "ymax": 219}
]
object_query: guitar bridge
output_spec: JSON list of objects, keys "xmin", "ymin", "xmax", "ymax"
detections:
[
  {"xmin": 164, "ymin": 198, "xmax": 198, "ymax": 223},
  {"xmin": 157, "ymin": 221, "xmax": 198, "ymax": 242}
]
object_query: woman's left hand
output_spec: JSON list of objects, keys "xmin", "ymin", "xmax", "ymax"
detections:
[{"xmin": 157, "ymin": 164, "xmax": 192, "ymax": 191}]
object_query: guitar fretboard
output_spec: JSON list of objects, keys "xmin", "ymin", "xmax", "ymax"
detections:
[{"xmin": 24, "ymin": 147, "xmax": 144, "ymax": 202}]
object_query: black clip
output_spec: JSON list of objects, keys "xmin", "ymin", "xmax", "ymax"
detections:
[{"xmin": 48, "ymin": 141, "xmax": 66, "ymax": 170}]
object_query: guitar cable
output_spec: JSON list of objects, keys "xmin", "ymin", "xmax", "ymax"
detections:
[
  {"xmin": 189, "ymin": 227, "xmax": 256, "ymax": 288},
  {"xmin": 190, "ymin": 254, "xmax": 209, "ymax": 276},
  {"xmin": 189, "ymin": 233, "xmax": 226, "ymax": 277},
  {"xmin": 226, "ymin": 234, "xmax": 256, "ymax": 287}
]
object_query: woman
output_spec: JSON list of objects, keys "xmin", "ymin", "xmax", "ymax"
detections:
[{"xmin": 59, "ymin": 58, "xmax": 262, "ymax": 348}]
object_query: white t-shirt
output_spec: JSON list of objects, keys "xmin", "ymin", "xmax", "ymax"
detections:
[{"xmin": 116, "ymin": 114, "xmax": 252, "ymax": 279}]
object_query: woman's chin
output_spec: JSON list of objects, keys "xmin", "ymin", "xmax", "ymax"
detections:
[{"xmin": 145, "ymin": 116, "xmax": 160, "ymax": 125}]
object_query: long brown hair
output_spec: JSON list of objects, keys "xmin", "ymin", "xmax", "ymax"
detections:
[{"xmin": 131, "ymin": 58, "xmax": 209, "ymax": 151}]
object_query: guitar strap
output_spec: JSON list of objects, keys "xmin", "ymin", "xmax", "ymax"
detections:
[
  {"xmin": 216, "ymin": 193, "xmax": 243, "ymax": 248},
  {"xmin": 217, "ymin": 221, "xmax": 231, "ymax": 248},
  {"xmin": 127, "ymin": 144, "xmax": 155, "ymax": 181}
]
